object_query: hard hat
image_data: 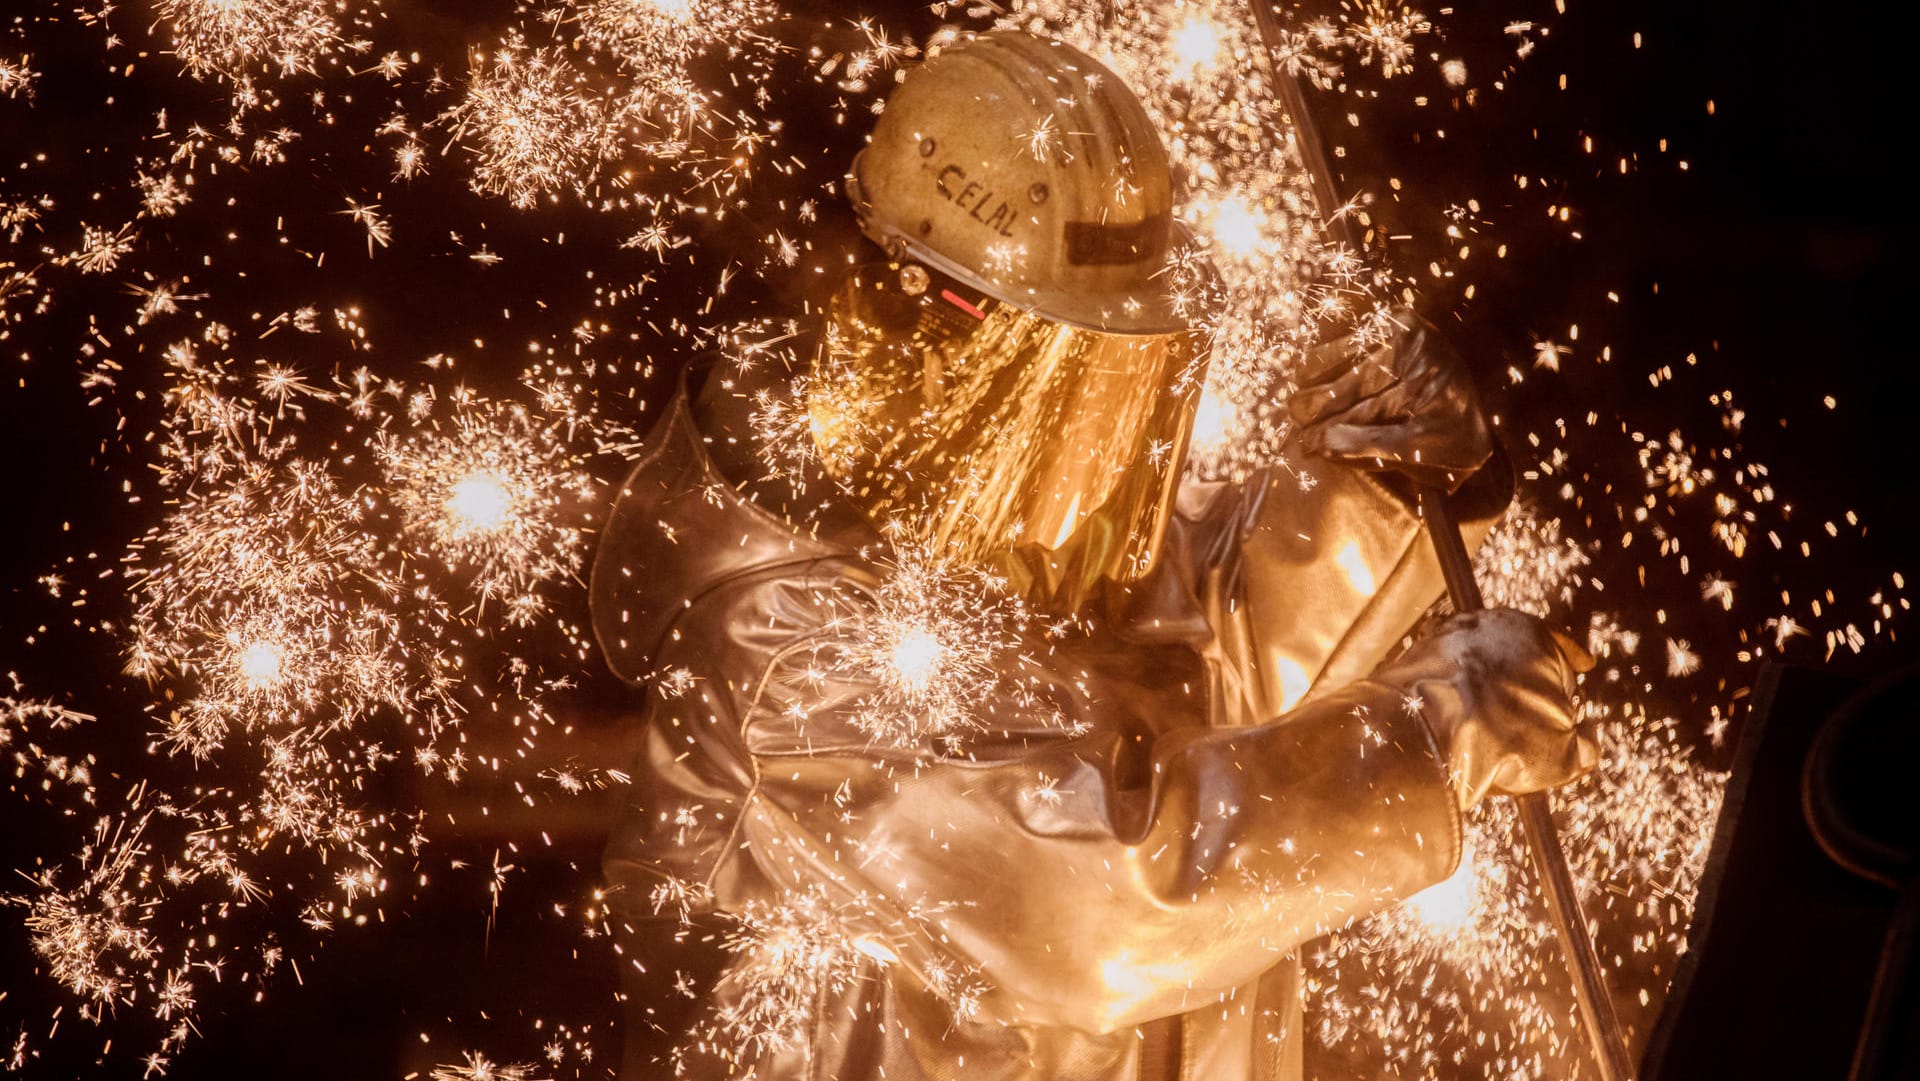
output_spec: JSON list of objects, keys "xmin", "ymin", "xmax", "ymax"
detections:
[{"xmin": 846, "ymin": 31, "xmax": 1182, "ymax": 335}]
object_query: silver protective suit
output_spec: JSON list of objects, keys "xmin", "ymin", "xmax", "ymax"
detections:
[{"xmin": 590, "ymin": 374, "xmax": 1514, "ymax": 1080}]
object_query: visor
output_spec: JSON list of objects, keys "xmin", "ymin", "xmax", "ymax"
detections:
[{"xmin": 809, "ymin": 259, "xmax": 1206, "ymax": 596}]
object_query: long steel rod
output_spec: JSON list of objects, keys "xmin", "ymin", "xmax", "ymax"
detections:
[
  {"xmin": 1422, "ymin": 495, "xmax": 1636, "ymax": 1081},
  {"xmin": 1245, "ymin": 5, "xmax": 1635, "ymax": 1078}
]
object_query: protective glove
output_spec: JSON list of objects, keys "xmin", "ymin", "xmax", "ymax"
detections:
[
  {"xmin": 1380, "ymin": 607, "xmax": 1599, "ymax": 811},
  {"xmin": 1289, "ymin": 308, "xmax": 1494, "ymax": 492}
]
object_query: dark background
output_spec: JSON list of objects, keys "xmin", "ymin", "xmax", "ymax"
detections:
[{"xmin": 2, "ymin": 1, "xmax": 1915, "ymax": 1078}]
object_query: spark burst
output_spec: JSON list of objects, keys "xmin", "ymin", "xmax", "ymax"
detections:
[
  {"xmin": 377, "ymin": 397, "xmax": 596, "ymax": 623},
  {"xmin": 444, "ymin": 35, "xmax": 621, "ymax": 209},
  {"xmin": 659, "ymin": 882, "xmax": 987, "ymax": 1073},
  {"xmin": 712, "ymin": 886, "xmax": 874, "ymax": 1057},
  {"xmin": 572, "ymin": 0, "xmax": 776, "ymax": 71},
  {"xmin": 443, "ymin": 1, "xmax": 782, "ymax": 216},
  {"xmin": 431, "ymin": 1052, "xmax": 551, "ymax": 1081},
  {"xmin": 153, "ymin": 0, "xmax": 344, "ymax": 81},
  {"xmin": 0, "ymin": 55, "xmax": 38, "ymax": 98},
  {"xmin": 811, "ymin": 540, "xmax": 1038, "ymax": 748},
  {"xmin": 18, "ymin": 813, "xmax": 159, "ymax": 1012}
]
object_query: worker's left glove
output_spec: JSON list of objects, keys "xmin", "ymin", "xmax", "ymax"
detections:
[
  {"xmin": 1289, "ymin": 308, "xmax": 1493, "ymax": 492},
  {"xmin": 1380, "ymin": 608, "xmax": 1599, "ymax": 811}
]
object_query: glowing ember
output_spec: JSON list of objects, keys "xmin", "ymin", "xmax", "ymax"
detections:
[
  {"xmin": 1208, "ymin": 194, "xmax": 1267, "ymax": 259},
  {"xmin": 1405, "ymin": 847, "xmax": 1478, "ymax": 932},
  {"xmin": 445, "ymin": 473, "xmax": 515, "ymax": 535},
  {"xmin": 1190, "ymin": 385, "xmax": 1239, "ymax": 455},
  {"xmin": 886, "ymin": 625, "xmax": 945, "ymax": 693},
  {"xmin": 235, "ymin": 640, "xmax": 287, "ymax": 690},
  {"xmin": 1170, "ymin": 16, "xmax": 1225, "ymax": 77}
]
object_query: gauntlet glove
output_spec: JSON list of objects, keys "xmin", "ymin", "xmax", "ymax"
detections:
[
  {"xmin": 1290, "ymin": 308, "xmax": 1494, "ymax": 492},
  {"xmin": 1379, "ymin": 608, "xmax": 1598, "ymax": 810}
]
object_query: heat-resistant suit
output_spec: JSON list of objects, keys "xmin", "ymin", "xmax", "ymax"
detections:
[{"xmin": 589, "ymin": 366, "xmax": 1538, "ymax": 1080}]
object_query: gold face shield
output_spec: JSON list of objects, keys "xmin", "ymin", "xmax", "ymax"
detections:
[{"xmin": 808, "ymin": 261, "xmax": 1206, "ymax": 602}]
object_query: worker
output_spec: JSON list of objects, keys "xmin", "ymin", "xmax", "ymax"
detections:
[{"xmin": 590, "ymin": 30, "xmax": 1595, "ymax": 1081}]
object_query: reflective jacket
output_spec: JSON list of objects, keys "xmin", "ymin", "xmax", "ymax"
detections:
[{"xmin": 591, "ymin": 386, "xmax": 1503, "ymax": 1080}]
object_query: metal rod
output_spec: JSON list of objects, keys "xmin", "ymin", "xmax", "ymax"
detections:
[
  {"xmin": 1422, "ymin": 493, "xmax": 1636, "ymax": 1081},
  {"xmin": 1417, "ymin": 486, "xmax": 1485, "ymax": 611},
  {"xmin": 1266, "ymin": 47, "xmax": 1354, "ymax": 251},
  {"xmin": 1244, "ymin": 3, "xmax": 1636, "ymax": 1077}
]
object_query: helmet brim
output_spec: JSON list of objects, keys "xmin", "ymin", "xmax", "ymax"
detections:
[{"xmin": 848, "ymin": 155, "xmax": 1193, "ymax": 337}]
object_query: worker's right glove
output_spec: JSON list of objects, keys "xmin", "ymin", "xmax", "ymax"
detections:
[{"xmin": 1380, "ymin": 608, "xmax": 1599, "ymax": 810}]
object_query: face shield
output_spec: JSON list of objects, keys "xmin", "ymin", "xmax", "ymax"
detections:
[{"xmin": 809, "ymin": 259, "xmax": 1207, "ymax": 603}]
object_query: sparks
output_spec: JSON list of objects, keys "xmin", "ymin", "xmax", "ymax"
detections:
[
  {"xmin": 445, "ymin": 473, "xmax": 517, "ymax": 536},
  {"xmin": 1169, "ymin": 16, "xmax": 1225, "ymax": 78}
]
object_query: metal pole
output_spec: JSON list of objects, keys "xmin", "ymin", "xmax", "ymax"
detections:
[
  {"xmin": 1244, "ymin": 5, "xmax": 1636, "ymax": 1078},
  {"xmin": 1422, "ymin": 495, "xmax": 1636, "ymax": 1081}
]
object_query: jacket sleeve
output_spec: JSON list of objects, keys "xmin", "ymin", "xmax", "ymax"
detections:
[
  {"xmin": 1159, "ymin": 443, "xmax": 1512, "ymax": 725},
  {"xmin": 630, "ymin": 556, "xmax": 1464, "ymax": 1036}
]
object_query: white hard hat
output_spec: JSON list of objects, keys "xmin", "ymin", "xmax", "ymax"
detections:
[{"xmin": 846, "ymin": 31, "xmax": 1184, "ymax": 335}]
